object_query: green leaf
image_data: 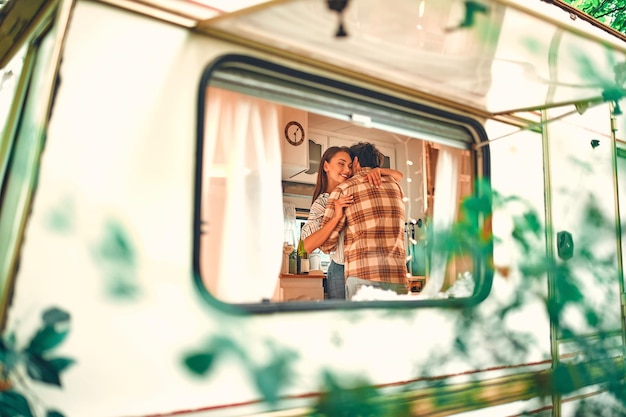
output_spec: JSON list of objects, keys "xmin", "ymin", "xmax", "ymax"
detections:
[
  {"xmin": 0, "ymin": 339, "xmax": 9, "ymax": 366},
  {"xmin": 0, "ymin": 390, "xmax": 34, "ymax": 417},
  {"xmin": 107, "ymin": 277, "xmax": 139, "ymax": 298},
  {"xmin": 454, "ymin": 337, "xmax": 469, "ymax": 355},
  {"xmin": 521, "ymin": 211, "xmax": 542, "ymax": 235},
  {"xmin": 26, "ymin": 324, "xmax": 69, "ymax": 355},
  {"xmin": 0, "ymin": 340, "xmax": 20, "ymax": 377},
  {"xmin": 252, "ymin": 350, "xmax": 297, "ymax": 404},
  {"xmin": 42, "ymin": 308, "xmax": 70, "ymax": 327},
  {"xmin": 313, "ymin": 372, "xmax": 405, "ymax": 417},
  {"xmin": 99, "ymin": 221, "xmax": 135, "ymax": 264},
  {"xmin": 46, "ymin": 410, "xmax": 65, "ymax": 417},
  {"xmin": 183, "ymin": 353, "xmax": 215, "ymax": 376},
  {"xmin": 3, "ymin": 332, "xmax": 16, "ymax": 350},
  {"xmin": 584, "ymin": 307, "xmax": 600, "ymax": 328},
  {"xmin": 25, "ymin": 307, "xmax": 71, "ymax": 356},
  {"xmin": 25, "ymin": 354, "xmax": 62, "ymax": 386},
  {"xmin": 555, "ymin": 266, "xmax": 584, "ymax": 305},
  {"xmin": 47, "ymin": 357, "xmax": 76, "ymax": 374}
]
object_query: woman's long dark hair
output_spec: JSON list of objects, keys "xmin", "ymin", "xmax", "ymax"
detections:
[{"xmin": 311, "ymin": 146, "xmax": 352, "ymax": 204}]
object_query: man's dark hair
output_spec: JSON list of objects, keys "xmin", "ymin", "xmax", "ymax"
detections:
[{"xmin": 349, "ymin": 142, "xmax": 383, "ymax": 168}]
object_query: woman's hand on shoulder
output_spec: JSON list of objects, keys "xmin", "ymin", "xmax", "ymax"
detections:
[
  {"xmin": 333, "ymin": 194, "xmax": 354, "ymax": 218},
  {"xmin": 365, "ymin": 168, "xmax": 383, "ymax": 187}
]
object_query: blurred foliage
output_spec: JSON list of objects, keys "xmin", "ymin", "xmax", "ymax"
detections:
[
  {"xmin": 183, "ymin": 335, "xmax": 298, "ymax": 405},
  {"xmin": 92, "ymin": 219, "xmax": 139, "ymax": 299},
  {"xmin": 181, "ymin": 176, "xmax": 626, "ymax": 416},
  {"xmin": 43, "ymin": 195, "xmax": 140, "ymax": 299},
  {"xmin": 44, "ymin": 197, "xmax": 74, "ymax": 234},
  {"xmin": 565, "ymin": 0, "xmax": 626, "ymax": 34},
  {"xmin": 311, "ymin": 371, "xmax": 411, "ymax": 417},
  {"xmin": 44, "ymin": 196, "xmax": 140, "ymax": 300},
  {"xmin": 0, "ymin": 307, "xmax": 73, "ymax": 417}
]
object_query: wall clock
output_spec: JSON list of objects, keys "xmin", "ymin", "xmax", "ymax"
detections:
[{"xmin": 284, "ymin": 120, "xmax": 305, "ymax": 146}]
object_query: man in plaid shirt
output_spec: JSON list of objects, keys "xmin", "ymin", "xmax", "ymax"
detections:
[{"xmin": 320, "ymin": 142, "xmax": 408, "ymax": 299}]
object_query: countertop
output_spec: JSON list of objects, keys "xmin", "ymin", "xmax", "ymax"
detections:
[{"xmin": 280, "ymin": 272, "xmax": 325, "ymax": 279}]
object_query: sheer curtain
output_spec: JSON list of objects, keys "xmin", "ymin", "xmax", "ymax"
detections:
[
  {"xmin": 202, "ymin": 87, "xmax": 283, "ymax": 303},
  {"xmin": 420, "ymin": 147, "xmax": 461, "ymax": 297}
]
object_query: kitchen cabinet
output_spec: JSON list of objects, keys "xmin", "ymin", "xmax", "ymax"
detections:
[
  {"xmin": 276, "ymin": 273, "xmax": 325, "ymax": 301},
  {"xmin": 328, "ymin": 136, "xmax": 396, "ymax": 169},
  {"xmin": 287, "ymin": 132, "xmax": 328, "ymax": 184}
]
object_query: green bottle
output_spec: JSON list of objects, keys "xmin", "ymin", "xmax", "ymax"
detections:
[
  {"xmin": 297, "ymin": 238, "xmax": 308, "ymax": 273},
  {"xmin": 289, "ymin": 250, "xmax": 297, "ymax": 274}
]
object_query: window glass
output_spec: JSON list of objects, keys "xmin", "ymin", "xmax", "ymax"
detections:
[
  {"xmin": 0, "ymin": 45, "xmax": 26, "ymax": 178},
  {"xmin": 195, "ymin": 56, "xmax": 489, "ymax": 310},
  {"xmin": 0, "ymin": 27, "xmax": 58, "ymax": 317},
  {"xmin": 0, "ymin": 51, "xmax": 24, "ymax": 131}
]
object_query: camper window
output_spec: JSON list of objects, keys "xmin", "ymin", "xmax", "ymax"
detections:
[{"xmin": 193, "ymin": 55, "xmax": 491, "ymax": 311}]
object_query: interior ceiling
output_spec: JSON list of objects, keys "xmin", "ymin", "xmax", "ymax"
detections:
[{"xmin": 308, "ymin": 113, "xmax": 399, "ymax": 143}]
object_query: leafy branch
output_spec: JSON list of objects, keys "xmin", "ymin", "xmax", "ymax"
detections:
[{"xmin": 0, "ymin": 307, "xmax": 74, "ymax": 417}]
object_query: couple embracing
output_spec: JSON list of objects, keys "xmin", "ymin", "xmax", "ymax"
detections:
[{"xmin": 300, "ymin": 142, "xmax": 408, "ymax": 300}]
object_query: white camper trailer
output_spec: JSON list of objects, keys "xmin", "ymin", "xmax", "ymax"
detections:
[{"xmin": 0, "ymin": 0, "xmax": 625, "ymax": 416}]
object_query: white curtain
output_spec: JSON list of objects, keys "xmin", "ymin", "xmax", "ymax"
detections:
[
  {"xmin": 421, "ymin": 147, "xmax": 461, "ymax": 297},
  {"xmin": 202, "ymin": 87, "xmax": 283, "ymax": 303}
]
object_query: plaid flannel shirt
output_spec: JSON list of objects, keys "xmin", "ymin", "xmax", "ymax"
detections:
[{"xmin": 320, "ymin": 168, "xmax": 407, "ymax": 284}]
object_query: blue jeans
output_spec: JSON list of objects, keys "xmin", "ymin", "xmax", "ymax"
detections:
[
  {"xmin": 345, "ymin": 277, "xmax": 408, "ymax": 300},
  {"xmin": 326, "ymin": 261, "xmax": 346, "ymax": 300}
]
